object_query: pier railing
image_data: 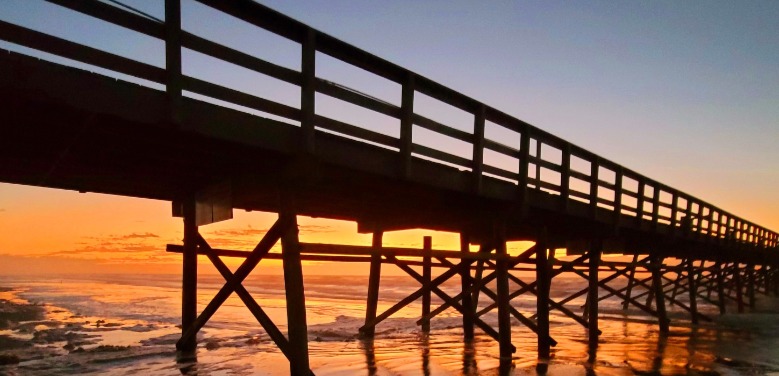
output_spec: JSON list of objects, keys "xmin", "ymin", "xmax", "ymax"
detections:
[{"xmin": 0, "ymin": 0, "xmax": 776, "ymax": 250}]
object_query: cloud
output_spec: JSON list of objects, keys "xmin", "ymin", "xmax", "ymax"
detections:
[
  {"xmin": 118, "ymin": 232, "xmax": 159, "ymax": 239},
  {"xmin": 299, "ymin": 225, "xmax": 336, "ymax": 234},
  {"xmin": 46, "ymin": 231, "xmax": 168, "ymax": 259},
  {"xmin": 0, "ymin": 208, "xmax": 5, "ymax": 212}
]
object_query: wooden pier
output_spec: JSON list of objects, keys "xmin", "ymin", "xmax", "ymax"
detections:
[{"xmin": 1, "ymin": 1, "xmax": 777, "ymax": 374}]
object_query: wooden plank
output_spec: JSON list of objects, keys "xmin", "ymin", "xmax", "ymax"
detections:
[
  {"xmin": 413, "ymin": 114, "xmax": 474, "ymax": 143},
  {"xmin": 316, "ymin": 79, "xmax": 400, "ymax": 118},
  {"xmin": 315, "ymin": 115, "xmax": 399, "ymax": 148},
  {"xmin": 0, "ymin": 20, "xmax": 165, "ymax": 83},
  {"xmin": 182, "ymin": 76, "xmax": 302, "ymax": 120},
  {"xmin": 412, "ymin": 144, "xmax": 473, "ymax": 169},
  {"xmin": 181, "ymin": 31, "xmax": 301, "ymax": 85},
  {"xmin": 45, "ymin": 0, "xmax": 164, "ymax": 38}
]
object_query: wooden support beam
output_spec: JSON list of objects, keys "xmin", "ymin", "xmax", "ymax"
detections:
[
  {"xmin": 733, "ymin": 263, "xmax": 745, "ymax": 313},
  {"xmin": 588, "ymin": 241, "xmax": 602, "ymax": 347},
  {"xmin": 460, "ymin": 232, "xmax": 475, "ymax": 340},
  {"xmin": 471, "ymin": 242, "xmax": 492, "ymax": 316},
  {"xmin": 176, "ymin": 217, "xmax": 290, "ymax": 350},
  {"xmin": 180, "ymin": 196, "xmax": 197, "ymax": 352},
  {"xmin": 746, "ymin": 264, "xmax": 757, "ymax": 309},
  {"xmin": 651, "ymin": 254, "xmax": 670, "ymax": 332},
  {"xmin": 622, "ymin": 254, "xmax": 639, "ymax": 310},
  {"xmin": 363, "ymin": 230, "xmax": 383, "ymax": 337},
  {"xmin": 686, "ymin": 259, "xmax": 699, "ymax": 324},
  {"xmin": 421, "ymin": 236, "xmax": 432, "ymax": 332},
  {"xmin": 495, "ymin": 226, "xmax": 513, "ymax": 359},
  {"xmin": 715, "ymin": 261, "xmax": 726, "ymax": 314},
  {"xmin": 389, "ymin": 255, "xmax": 516, "ymax": 351},
  {"xmin": 198, "ymin": 236, "xmax": 301, "ymax": 367},
  {"xmin": 536, "ymin": 232, "xmax": 552, "ymax": 359},
  {"xmin": 279, "ymin": 200, "xmax": 311, "ymax": 375}
]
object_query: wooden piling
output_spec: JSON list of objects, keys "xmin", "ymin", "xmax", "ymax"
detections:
[
  {"xmin": 363, "ymin": 230, "xmax": 383, "ymax": 337},
  {"xmin": 686, "ymin": 260, "xmax": 699, "ymax": 324},
  {"xmin": 495, "ymin": 226, "xmax": 513, "ymax": 359},
  {"xmin": 587, "ymin": 241, "xmax": 602, "ymax": 347},
  {"xmin": 651, "ymin": 254, "xmax": 669, "ymax": 332},
  {"xmin": 536, "ymin": 233, "xmax": 551, "ymax": 359},
  {"xmin": 733, "ymin": 263, "xmax": 745, "ymax": 313},
  {"xmin": 279, "ymin": 201, "xmax": 310, "ymax": 375},
  {"xmin": 180, "ymin": 197, "xmax": 198, "ymax": 352},
  {"xmin": 623, "ymin": 254, "xmax": 639, "ymax": 310},
  {"xmin": 421, "ymin": 236, "xmax": 432, "ymax": 333},
  {"xmin": 460, "ymin": 232, "xmax": 475, "ymax": 340},
  {"xmin": 715, "ymin": 261, "xmax": 726, "ymax": 314},
  {"xmin": 747, "ymin": 264, "xmax": 755, "ymax": 309}
]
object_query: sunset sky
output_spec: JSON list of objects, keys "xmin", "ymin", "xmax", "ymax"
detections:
[{"xmin": 0, "ymin": 0, "xmax": 777, "ymax": 275}]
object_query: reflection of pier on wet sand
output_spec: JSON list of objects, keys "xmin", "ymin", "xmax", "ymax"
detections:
[{"xmin": 1, "ymin": 0, "xmax": 778, "ymax": 374}]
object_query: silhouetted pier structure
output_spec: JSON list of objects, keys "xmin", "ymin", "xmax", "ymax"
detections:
[{"xmin": 1, "ymin": 1, "xmax": 778, "ymax": 374}]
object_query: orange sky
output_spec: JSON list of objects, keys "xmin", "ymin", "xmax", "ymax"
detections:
[
  {"xmin": 0, "ymin": 1, "xmax": 777, "ymax": 277},
  {"xmin": 0, "ymin": 183, "xmax": 543, "ymax": 276}
]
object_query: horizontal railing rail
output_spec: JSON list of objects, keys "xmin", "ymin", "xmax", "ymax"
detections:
[{"xmin": 0, "ymin": 0, "xmax": 776, "ymax": 251}]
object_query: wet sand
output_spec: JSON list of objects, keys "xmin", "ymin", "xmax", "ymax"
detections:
[{"xmin": 1, "ymin": 275, "xmax": 779, "ymax": 375}]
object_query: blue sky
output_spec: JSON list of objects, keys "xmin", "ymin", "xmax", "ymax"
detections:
[{"xmin": 0, "ymin": 0, "xmax": 777, "ymax": 265}]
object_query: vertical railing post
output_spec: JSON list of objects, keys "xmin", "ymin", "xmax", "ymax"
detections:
[
  {"xmin": 694, "ymin": 203, "xmax": 704, "ymax": 240},
  {"xmin": 706, "ymin": 207, "xmax": 715, "ymax": 242},
  {"xmin": 421, "ymin": 236, "xmax": 432, "ymax": 333},
  {"xmin": 399, "ymin": 73, "xmax": 415, "ymax": 178},
  {"xmin": 588, "ymin": 157, "xmax": 599, "ymax": 218},
  {"xmin": 300, "ymin": 27, "xmax": 316, "ymax": 154},
  {"xmin": 651, "ymin": 185, "xmax": 660, "ymax": 230},
  {"xmin": 518, "ymin": 125, "xmax": 531, "ymax": 212},
  {"xmin": 560, "ymin": 144, "xmax": 571, "ymax": 212},
  {"xmin": 472, "ymin": 105, "xmax": 485, "ymax": 194},
  {"xmin": 635, "ymin": 178, "xmax": 645, "ymax": 227},
  {"xmin": 684, "ymin": 199, "xmax": 693, "ymax": 237},
  {"xmin": 180, "ymin": 195, "xmax": 198, "ymax": 352},
  {"xmin": 670, "ymin": 192, "xmax": 679, "ymax": 236},
  {"xmin": 165, "ymin": 0, "xmax": 182, "ymax": 127},
  {"xmin": 535, "ymin": 139, "xmax": 542, "ymax": 189},
  {"xmin": 613, "ymin": 167, "xmax": 623, "ymax": 227},
  {"xmin": 363, "ymin": 229, "xmax": 383, "ymax": 337}
]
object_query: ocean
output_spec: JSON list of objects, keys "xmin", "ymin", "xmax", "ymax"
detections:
[{"xmin": 1, "ymin": 272, "xmax": 779, "ymax": 375}]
